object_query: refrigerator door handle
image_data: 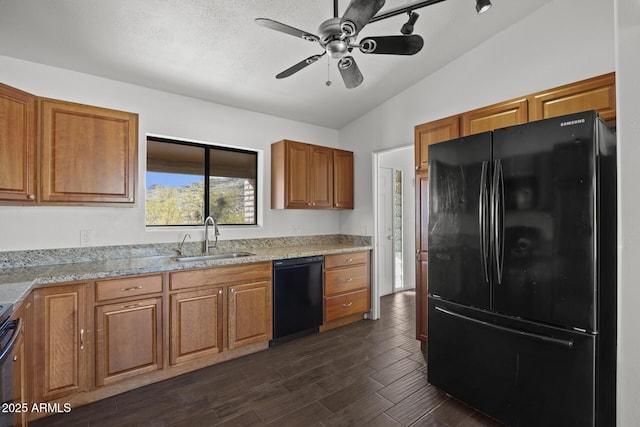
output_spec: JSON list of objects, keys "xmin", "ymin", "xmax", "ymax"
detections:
[
  {"xmin": 434, "ymin": 305, "xmax": 575, "ymax": 348},
  {"xmin": 479, "ymin": 161, "xmax": 489, "ymax": 282},
  {"xmin": 492, "ymin": 159, "xmax": 505, "ymax": 284}
]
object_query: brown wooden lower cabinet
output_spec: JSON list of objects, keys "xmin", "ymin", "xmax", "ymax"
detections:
[
  {"xmin": 325, "ymin": 289, "xmax": 369, "ymax": 322},
  {"xmin": 323, "ymin": 251, "xmax": 371, "ymax": 328},
  {"xmin": 32, "ymin": 283, "xmax": 88, "ymax": 403},
  {"xmin": 11, "ymin": 302, "xmax": 27, "ymax": 427},
  {"xmin": 228, "ymin": 281, "xmax": 272, "ymax": 349},
  {"xmin": 95, "ymin": 297, "xmax": 163, "ymax": 387},
  {"xmin": 169, "ymin": 287, "xmax": 224, "ymax": 365},
  {"xmin": 16, "ymin": 258, "xmax": 371, "ymax": 422}
]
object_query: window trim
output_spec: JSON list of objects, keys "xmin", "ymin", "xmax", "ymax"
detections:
[{"xmin": 145, "ymin": 135, "xmax": 259, "ymax": 227}]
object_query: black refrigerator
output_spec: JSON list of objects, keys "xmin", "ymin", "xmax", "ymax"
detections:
[{"xmin": 426, "ymin": 110, "xmax": 616, "ymax": 426}]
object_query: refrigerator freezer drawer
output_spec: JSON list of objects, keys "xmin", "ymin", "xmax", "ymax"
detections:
[{"xmin": 428, "ymin": 297, "xmax": 596, "ymax": 427}]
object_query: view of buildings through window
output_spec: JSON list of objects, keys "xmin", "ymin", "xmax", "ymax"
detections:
[{"xmin": 145, "ymin": 138, "xmax": 257, "ymax": 226}]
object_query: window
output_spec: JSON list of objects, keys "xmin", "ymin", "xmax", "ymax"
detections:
[{"xmin": 146, "ymin": 137, "xmax": 258, "ymax": 226}]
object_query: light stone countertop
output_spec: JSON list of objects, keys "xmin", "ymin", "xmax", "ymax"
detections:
[{"xmin": 0, "ymin": 242, "xmax": 372, "ymax": 309}]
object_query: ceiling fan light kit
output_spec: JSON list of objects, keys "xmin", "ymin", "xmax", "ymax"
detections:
[
  {"xmin": 256, "ymin": 0, "xmax": 492, "ymax": 89},
  {"xmin": 476, "ymin": 0, "xmax": 492, "ymax": 14}
]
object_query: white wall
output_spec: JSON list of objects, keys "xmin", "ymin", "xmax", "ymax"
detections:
[
  {"xmin": 0, "ymin": 56, "xmax": 342, "ymax": 251},
  {"xmin": 338, "ymin": 0, "xmax": 615, "ymax": 237},
  {"xmin": 614, "ymin": 0, "xmax": 640, "ymax": 424}
]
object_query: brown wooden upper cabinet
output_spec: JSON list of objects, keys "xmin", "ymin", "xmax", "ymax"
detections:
[
  {"xmin": 414, "ymin": 116, "xmax": 460, "ymax": 171},
  {"xmin": 333, "ymin": 149, "xmax": 354, "ymax": 209},
  {"xmin": 0, "ymin": 83, "xmax": 37, "ymax": 204},
  {"xmin": 529, "ymin": 72, "xmax": 616, "ymax": 124},
  {"xmin": 40, "ymin": 98, "xmax": 138, "ymax": 204},
  {"xmin": 271, "ymin": 139, "xmax": 354, "ymax": 209},
  {"xmin": 0, "ymin": 82, "xmax": 139, "ymax": 206},
  {"xmin": 462, "ymin": 98, "xmax": 528, "ymax": 136}
]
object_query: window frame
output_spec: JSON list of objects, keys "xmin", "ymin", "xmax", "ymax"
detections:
[{"xmin": 145, "ymin": 136, "xmax": 259, "ymax": 227}]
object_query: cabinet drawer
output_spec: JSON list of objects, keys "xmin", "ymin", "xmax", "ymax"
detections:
[
  {"xmin": 96, "ymin": 274, "xmax": 163, "ymax": 302},
  {"xmin": 325, "ymin": 265, "xmax": 368, "ymax": 295},
  {"xmin": 325, "ymin": 251, "xmax": 368, "ymax": 269},
  {"xmin": 325, "ymin": 289, "xmax": 369, "ymax": 322},
  {"xmin": 170, "ymin": 262, "xmax": 271, "ymax": 291}
]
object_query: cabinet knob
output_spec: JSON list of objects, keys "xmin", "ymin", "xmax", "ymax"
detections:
[
  {"xmin": 230, "ymin": 288, "xmax": 235, "ymax": 293},
  {"xmin": 13, "ymin": 355, "xmax": 17, "ymax": 362},
  {"xmin": 218, "ymin": 289, "xmax": 223, "ymax": 295},
  {"xmin": 27, "ymin": 194, "xmax": 35, "ymax": 200},
  {"xmin": 335, "ymin": 203, "xmax": 339, "ymax": 207}
]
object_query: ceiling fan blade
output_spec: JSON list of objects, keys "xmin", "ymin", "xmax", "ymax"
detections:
[
  {"xmin": 337, "ymin": 56, "xmax": 364, "ymax": 89},
  {"xmin": 359, "ymin": 35, "xmax": 424, "ymax": 55},
  {"xmin": 255, "ymin": 18, "xmax": 319, "ymax": 42},
  {"xmin": 276, "ymin": 53, "xmax": 326, "ymax": 79},
  {"xmin": 340, "ymin": 0, "xmax": 386, "ymax": 36}
]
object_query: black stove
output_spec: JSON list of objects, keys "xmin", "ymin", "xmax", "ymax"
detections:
[
  {"xmin": 0, "ymin": 304, "xmax": 11, "ymax": 325},
  {"xmin": 0, "ymin": 305, "xmax": 10, "ymax": 328}
]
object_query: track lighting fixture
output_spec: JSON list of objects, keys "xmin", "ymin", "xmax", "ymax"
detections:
[
  {"xmin": 475, "ymin": 0, "xmax": 492, "ymax": 14},
  {"xmin": 401, "ymin": 11, "xmax": 419, "ymax": 35}
]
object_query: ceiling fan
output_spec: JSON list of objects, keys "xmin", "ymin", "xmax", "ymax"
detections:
[{"xmin": 255, "ymin": 0, "xmax": 424, "ymax": 89}]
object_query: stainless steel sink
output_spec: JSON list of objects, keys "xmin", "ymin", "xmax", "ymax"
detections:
[{"xmin": 172, "ymin": 252, "xmax": 255, "ymax": 262}]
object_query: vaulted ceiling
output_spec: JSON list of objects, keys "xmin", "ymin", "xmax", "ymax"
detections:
[{"xmin": 0, "ymin": 0, "xmax": 552, "ymax": 128}]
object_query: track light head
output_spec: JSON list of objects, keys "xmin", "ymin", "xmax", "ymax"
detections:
[
  {"xmin": 401, "ymin": 11, "xmax": 419, "ymax": 35},
  {"xmin": 476, "ymin": 0, "xmax": 492, "ymax": 14}
]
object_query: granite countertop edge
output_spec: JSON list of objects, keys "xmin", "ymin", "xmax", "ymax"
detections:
[{"xmin": 0, "ymin": 243, "xmax": 373, "ymax": 308}]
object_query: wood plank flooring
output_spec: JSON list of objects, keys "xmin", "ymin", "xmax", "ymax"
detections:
[{"xmin": 32, "ymin": 290, "xmax": 502, "ymax": 426}]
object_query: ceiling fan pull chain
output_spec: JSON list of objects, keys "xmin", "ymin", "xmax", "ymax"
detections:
[{"xmin": 326, "ymin": 56, "xmax": 332, "ymax": 86}]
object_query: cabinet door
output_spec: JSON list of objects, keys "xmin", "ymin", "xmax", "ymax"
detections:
[
  {"xmin": 285, "ymin": 140, "xmax": 311, "ymax": 208},
  {"xmin": 0, "ymin": 83, "xmax": 37, "ymax": 204},
  {"xmin": 309, "ymin": 145, "xmax": 333, "ymax": 208},
  {"xmin": 415, "ymin": 171, "xmax": 429, "ymax": 343},
  {"xmin": 39, "ymin": 98, "xmax": 138, "ymax": 204},
  {"xmin": 529, "ymin": 72, "xmax": 616, "ymax": 124},
  {"xmin": 333, "ymin": 149, "xmax": 354, "ymax": 209},
  {"xmin": 414, "ymin": 115, "xmax": 460, "ymax": 171},
  {"xmin": 228, "ymin": 281, "xmax": 272, "ymax": 349},
  {"xmin": 95, "ymin": 297, "xmax": 162, "ymax": 386},
  {"xmin": 32, "ymin": 283, "xmax": 87, "ymax": 402},
  {"xmin": 462, "ymin": 98, "xmax": 528, "ymax": 136},
  {"xmin": 170, "ymin": 288, "xmax": 223, "ymax": 365},
  {"xmin": 11, "ymin": 304, "xmax": 26, "ymax": 427}
]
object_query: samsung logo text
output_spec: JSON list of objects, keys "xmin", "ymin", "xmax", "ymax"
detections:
[{"xmin": 560, "ymin": 119, "xmax": 586, "ymax": 127}]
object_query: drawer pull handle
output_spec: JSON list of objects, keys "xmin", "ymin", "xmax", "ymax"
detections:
[
  {"xmin": 342, "ymin": 302, "xmax": 353, "ymax": 307},
  {"xmin": 121, "ymin": 286, "xmax": 143, "ymax": 292},
  {"xmin": 80, "ymin": 328, "xmax": 84, "ymax": 350},
  {"xmin": 344, "ymin": 278, "xmax": 353, "ymax": 282},
  {"xmin": 121, "ymin": 303, "xmax": 142, "ymax": 309},
  {"xmin": 345, "ymin": 258, "xmax": 353, "ymax": 263}
]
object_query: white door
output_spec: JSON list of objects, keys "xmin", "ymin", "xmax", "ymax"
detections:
[{"xmin": 377, "ymin": 167, "xmax": 394, "ymax": 296}]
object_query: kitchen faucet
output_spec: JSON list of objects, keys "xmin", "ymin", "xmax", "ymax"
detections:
[
  {"xmin": 175, "ymin": 233, "xmax": 191, "ymax": 256},
  {"xmin": 203, "ymin": 216, "xmax": 219, "ymax": 253}
]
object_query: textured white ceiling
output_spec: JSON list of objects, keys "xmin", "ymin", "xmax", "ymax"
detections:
[{"xmin": 0, "ymin": 0, "xmax": 551, "ymax": 128}]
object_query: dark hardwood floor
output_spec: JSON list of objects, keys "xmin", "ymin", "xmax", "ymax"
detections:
[{"xmin": 32, "ymin": 290, "xmax": 502, "ymax": 426}]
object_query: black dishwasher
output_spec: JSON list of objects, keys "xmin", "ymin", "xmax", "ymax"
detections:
[{"xmin": 271, "ymin": 256, "xmax": 324, "ymax": 346}]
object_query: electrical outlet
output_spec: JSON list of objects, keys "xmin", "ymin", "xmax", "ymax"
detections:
[{"xmin": 80, "ymin": 229, "xmax": 93, "ymax": 246}]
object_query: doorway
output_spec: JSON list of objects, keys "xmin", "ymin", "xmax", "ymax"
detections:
[{"xmin": 374, "ymin": 145, "xmax": 415, "ymax": 303}]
